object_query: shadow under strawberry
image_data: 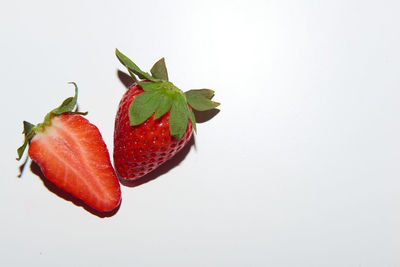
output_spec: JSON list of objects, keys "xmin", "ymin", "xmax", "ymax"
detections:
[
  {"xmin": 193, "ymin": 109, "xmax": 220, "ymax": 123},
  {"xmin": 30, "ymin": 161, "xmax": 121, "ymax": 218},
  {"xmin": 118, "ymin": 69, "xmax": 135, "ymax": 89},
  {"xmin": 118, "ymin": 135, "xmax": 195, "ymax": 187},
  {"xmin": 18, "ymin": 156, "xmax": 29, "ymax": 178}
]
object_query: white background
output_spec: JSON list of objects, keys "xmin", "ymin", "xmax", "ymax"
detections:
[{"xmin": 1, "ymin": 0, "xmax": 399, "ymax": 266}]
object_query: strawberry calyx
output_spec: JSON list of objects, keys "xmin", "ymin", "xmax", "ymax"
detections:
[
  {"xmin": 116, "ymin": 49, "xmax": 220, "ymax": 139},
  {"xmin": 16, "ymin": 82, "xmax": 87, "ymax": 160}
]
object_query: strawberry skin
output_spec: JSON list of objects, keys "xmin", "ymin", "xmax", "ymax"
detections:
[
  {"xmin": 113, "ymin": 84, "xmax": 193, "ymax": 180},
  {"xmin": 29, "ymin": 114, "xmax": 121, "ymax": 212},
  {"xmin": 113, "ymin": 50, "xmax": 219, "ymax": 181}
]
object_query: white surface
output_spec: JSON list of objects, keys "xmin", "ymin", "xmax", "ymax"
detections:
[{"xmin": 1, "ymin": 0, "xmax": 399, "ymax": 266}]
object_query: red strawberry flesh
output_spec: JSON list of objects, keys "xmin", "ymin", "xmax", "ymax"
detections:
[{"xmin": 29, "ymin": 114, "xmax": 121, "ymax": 212}]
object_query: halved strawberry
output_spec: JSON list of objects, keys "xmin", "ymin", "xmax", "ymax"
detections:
[
  {"xmin": 17, "ymin": 83, "xmax": 121, "ymax": 212},
  {"xmin": 114, "ymin": 50, "xmax": 220, "ymax": 180}
]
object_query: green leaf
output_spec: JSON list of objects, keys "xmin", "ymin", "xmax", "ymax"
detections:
[
  {"xmin": 16, "ymin": 141, "xmax": 29, "ymax": 161},
  {"xmin": 22, "ymin": 121, "xmax": 35, "ymax": 135},
  {"xmin": 185, "ymin": 89, "xmax": 215, "ymax": 99},
  {"xmin": 169, "ymin": 94, "xmax": 189, "ymax": 139},
  {"xmin": 137, "ymin": 81, "xmax": 163, "ymax": 92},
  {"xmin": 41, "ymin": 82, "xmax": 85, "ymax": 125},
  {"xmin": 154, "ymin": 94, "xmax": 173, "ymax": 119},
  {"xmin": 16, "ymin": 83, "xmax": 87, "ymax": 161},
  {"xmin": 187, "ymin": 108, "xmax": 197, "ymax": 133},
  {"xmin": 17, "ymin": 121, "xmax": 36, "ymax": 161},
  {"xmin": 150, "ymin": 58, "xmax": 169, "ymax": 81},
  {"xmin": 128, "ymin": 69, "xmax": 138, "ymax": 82},
  {"xmin": 185, "ymin": 89, "xmax": 220, "ymax": 111},
  {"xmin": 129, "ymin": 91, "xmax": 161, "ymax": 126},
  {"xmin": 71, "ymin": 111, "xmax": 89, "ymax": 116},
  {"xmin": 115, "ymin": 49, "xmax": 156, "ymax": 82},
  {"xmin": 50, "ymin": 82, "xmax": 78, "ymax": 115}
]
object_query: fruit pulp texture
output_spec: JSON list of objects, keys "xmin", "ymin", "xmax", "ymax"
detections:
[
  {"xmin": 113, "ymin": 84, "xmax": 193, "ymax": 180},
  {"xmin": 29, "ymin": 114, "xmax": 121, "ymax": 212}
]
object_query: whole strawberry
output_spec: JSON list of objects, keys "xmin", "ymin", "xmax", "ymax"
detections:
[
  {"xmin": 114, "ymin": 49, "xmax": 220, "ymax": 180},
  {"xmin": 17, "ymin": 83, "xmax": 121, "ymax": 212}
]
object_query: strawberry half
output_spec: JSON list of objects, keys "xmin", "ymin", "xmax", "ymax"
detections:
[
  {"xmin": 114, "ymin": 49, "xmax": 220, "ymax": 180},
  {"xmin": 17, "ymin": 83, "xmax": 121, "ymax": 212}
]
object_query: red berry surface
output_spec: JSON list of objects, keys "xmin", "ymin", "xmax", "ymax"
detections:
[
  {"xmin": 113, "ymin": 84, "xmax": 193, "ymax": 180},
  {"xmin": 113, "ymin": 50, "xmax": 219, "ymax": 181}
]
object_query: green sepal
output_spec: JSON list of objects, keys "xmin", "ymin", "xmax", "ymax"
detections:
[
  {"xmin": 169, "ymin": 94, "xmax": 190, "ymax": 139},
  {"xmin": 71, "ymin": 111, "xmax": 88, "ymax": 116},
  {"xmin": 16, "ymin": 139, "xmax": 29, "ymax": 161},
  {"xmin": 129, "ymin": 91, "xmax": 161, "ymax": 126},
  {"xmin": 16, "ymin": 121, "xmax": 36, "ymax": 161},
  {"xmin": 150, "ymin": 58, "xmax": 169, "ymax": 81},
  {"xmin": 187, "ymin": 89, "xmax": 215, "ymax": 99},
  {"xmin": 128, "ymin": 69, "xmax": 138, "ymax": 82},
  {"xmin": 128, "ymin": 90, "xmax": 195, "ymax": 138},
  {"xmin": 137, "ymin": 81, "xmax": 163, "ymax": 92},
  {"xmin": 185, "ymin": 89, "xmax": 220, "ymax": 111},
  {"xmin": 16, "ymin": 83, "xmax": 86, "ymax": 161},
  {"xmin": 187, "ymin": 108, "xmax": 197, "ymax": 133},
  {"xmin": 41, "ymin": 82, "xmax": 87, "ymax": 126},
  {"xmin": 154, "ymin": 94, "xmax": 173, "ymax": 119},
  {"xmin": 22, "ymin": 121, "xmax": 35, "ymax": 135},
  {"xmin": 51, "ymin": 82, "xmax": 79, "ymax": 114},
  {"xmin": 115, "ymin": 49, "xmax": 157, "ymax": 82},
  {"xmin": 116, "ymin": 51, "xmax": 219, "ymax": 139}
]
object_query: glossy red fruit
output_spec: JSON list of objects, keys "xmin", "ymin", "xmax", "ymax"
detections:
[
  {"xmin": 113, "ymin": 84, "xmax": 193, "ymax": 180},
  {"xmin": 113, "ymin": 50, "xmax": 219, "ymax": 181},
  {"xmin": 17, "ymin": 83, "xmax": 121, "ymax": 213}
]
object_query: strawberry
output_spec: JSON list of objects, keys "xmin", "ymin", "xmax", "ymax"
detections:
[
  {"xmin": 17, "ymin": 83, "xmax": 121, "ymax": 212},
  {"xmin": 113, "ymin": 49, "xmax": 220, "ymax": 180}
]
